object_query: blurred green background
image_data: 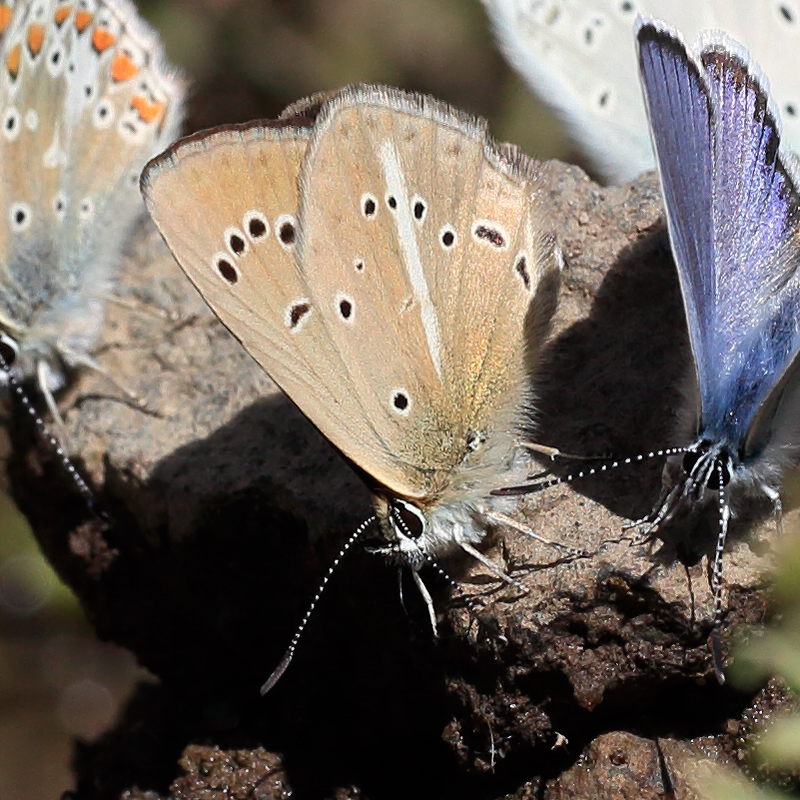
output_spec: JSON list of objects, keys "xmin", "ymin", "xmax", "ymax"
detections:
[
  {"xmin": 139, "ymin": 0, "xmax": 568, "ymax": 162},
  {"xmin": 0, "ymin": 1, "xmax": 570, "ymax": 798}
]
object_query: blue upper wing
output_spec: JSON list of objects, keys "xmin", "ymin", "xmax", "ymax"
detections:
[{"xmin": 636, "ymin": 19, "xmax": 800, "ymax": 455}]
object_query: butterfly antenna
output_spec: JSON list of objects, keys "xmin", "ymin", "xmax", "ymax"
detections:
[
  {"xmin": 0, "ymin": 349, "xmax": 101, "ymax": 517},
  {"xmin": 491, "ymin": 447, "xmax": 691, "ymax": 497},
  {"xmin": 709, "ymin": 460, "xmax": 730, "ymax": 685},
  {"xmin": 260, "ymin": 515, "xmax": 377, "ymax": 695}
]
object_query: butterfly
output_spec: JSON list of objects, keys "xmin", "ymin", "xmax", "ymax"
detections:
[
  {"xmin": 481, "ymin": 0, "xmax": 800, "ymax": 183},
  {"xmin": 493, "ymin": 18, "xmax": 800, "ymax": 680},
  {"xmin": 0, "ymin": 0, "xmax": 183, "ymax": 423},
  {"xmin": 635, "ymin": 17, "xmax": 800, "ymax": 657},
  {"xmin": 141, "ymin": 84, "xmax": 563, "ymax": 685}
]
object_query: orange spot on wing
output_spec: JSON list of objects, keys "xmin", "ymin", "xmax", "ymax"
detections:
[
  {"xmin": 27, "ymin": 23, "xmax": 44, "ymax": 56},
  {"xmin": 54, "ymin": 4, "xmax": 72, "ymax": 26},
  {"xmin": 0, "ymin": 6, "xmax": 12, "ymax": 36},
  {"xmin": 75, "ymin": 9, "xmax": 92, "ymax": 32},
  {"xmin": 130, "ymin": 95, "xmax": 164, "ymax": 123},
  {"xmin": 6, "ymin": 42, "xmax": 20, "ymax": 78},
  {"xmin": 111, "ymin": 51, "xmax": 138, "ymax": 82},
  {"xmin": 92, "ymin": 26, "xmax": 115, "ymax": 52}
]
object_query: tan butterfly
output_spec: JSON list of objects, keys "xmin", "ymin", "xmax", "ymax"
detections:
[{"xmin": 142, "ymin": 84, "xmax": 561, "ymax": 634}]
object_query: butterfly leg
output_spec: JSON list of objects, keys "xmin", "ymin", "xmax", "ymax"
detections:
[
  {"xmin": 520, "ymin": 441, "xmax": 608, "ymax": 461},
  {"xmin": 455, "ymin": 537, "xmax": 528, "ymax": 594},
  {"xmin": 411, "ymin": 569, "xmax": 438, "ymax": 636},
  {"xmin": 761, "ymin": 484, "xmax": 783, "ymax": 535},
  {"xmin": 65, "ymin": 349, "xmax": 152, "ymax": 414},
  {"xmin": 37, "ymin": 360, "xmax": 68, "ymax": 437},
  {"xmin": 397, "ymin": 567, "xmax": 406, "ymax": 610},
  {"xmin": 624, "ymin": 479, "xmax": 685, "ymax": 543},
  {"xmin": 93, "ymin": 290, "xmax": 179, "ymax": 323},
  {"xmin": 486, "ymin": 510, "xmax": 589, "ymax": 557}
]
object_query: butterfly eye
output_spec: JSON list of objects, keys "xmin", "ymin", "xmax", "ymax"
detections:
[
  {"xmin": 0, "ymin": 334, "xmax": 19, "ymax": 368},
  {"xmin": 682, "ymin": 449, "xmax": 702, "ymax": 476},
  {"xmin": 392, "ymin": 500, "xmax": 425, "ymax": 540},
  {"xmin": 682, "ymin": 445, "xmax": 732, "ymax": 489}
]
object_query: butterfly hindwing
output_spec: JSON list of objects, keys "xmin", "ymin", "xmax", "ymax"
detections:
[
  {"xmin": 296, "ymin": 85, "xmax": 560, "ymax": 501},
  {"xmin": 700, "ymin": 37, "xmax": 800, "ymax": 453},
  {"xmin": 0, "ymin": 0, "xmax": 183, "ymax": 381}
]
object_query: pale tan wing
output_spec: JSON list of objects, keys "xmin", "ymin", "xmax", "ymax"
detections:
[
  {"xmin": 0, "ymin": 0, "xmax": 183, "ymax": 364},
  {"xmin": 58, "ymin": 0, "xmax": 183, "ymax": 233},
  {"xmin": 297, "ymin": 85, "xmax": 561, "ymax": 501},
  {"xmin": 0, "ymin": 0, "xmax": 73, "ymax": 336},
  {"xmin": 141, "ymin": 119, "xmax": 386, "ymax": 456}
]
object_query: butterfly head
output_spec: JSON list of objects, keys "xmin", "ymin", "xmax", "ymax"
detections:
[
  {"xmin": 0, "ymin": 324, "xmax": 65, "ymax": 395},
  {"xmin": 680, "ymin": 439, "xmax": 734, "ymax": 496},
  {"xmin": 368, "ymin": 498, "xmax": 429, "ymax": 570}
]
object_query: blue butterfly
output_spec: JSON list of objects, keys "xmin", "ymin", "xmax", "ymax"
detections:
[
  {"xmin": 636, "ymin": 15, "xmax": 800, "ymax": 663},
  {"xmin": 498, "ymin": 18, "xmax": 800, "ymax": 680}
]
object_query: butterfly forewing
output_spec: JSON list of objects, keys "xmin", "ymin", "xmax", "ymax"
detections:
[
  {"xmin": 296, "ymin": 85, "xmax": 557, "ymax": 501},
  {"xmin": 638, "ymin": 24, "xmax": 714, "ymax": 425},
  {"xmin": 142, "ymin": 122, "xmax": 364, "ymax": 438},
  {"xmin": 639, "ymin": 21, "xmax": 800, "ymax": 450}
]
